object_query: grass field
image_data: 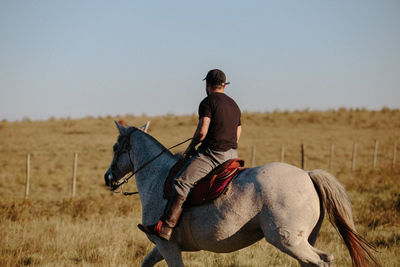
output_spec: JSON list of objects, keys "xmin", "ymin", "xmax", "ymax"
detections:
[{"xmin": 1, "ymin": 108, "xmax": 399, "ymax": 266}]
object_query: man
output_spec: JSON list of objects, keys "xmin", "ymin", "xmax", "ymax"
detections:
[{"xmin": 138, "ymin": 69, "xmax": 242, "ymax": 240}]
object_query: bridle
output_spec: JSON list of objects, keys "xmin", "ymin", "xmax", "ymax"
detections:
[{"xmin": 109, "ymin": 127, "xmax": 192, "ymax": 196}]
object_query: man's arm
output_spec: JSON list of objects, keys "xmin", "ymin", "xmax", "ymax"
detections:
[
  {"xmin": 183, "ymin": 117, "xmax": 210, "ymax": 158},
  {"xmin": 237, "ymin": 125, "xmax": 242, "ymax": 143}
]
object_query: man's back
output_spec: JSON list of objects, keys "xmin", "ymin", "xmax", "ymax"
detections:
[{"xmin": 199, "ymin": 92, "xmax": 241, "ymax": 152}]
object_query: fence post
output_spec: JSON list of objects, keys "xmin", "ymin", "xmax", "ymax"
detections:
[
  {"xmin": 25, "ymin": 154, "xmax": 30, "ymax": 199},
  {"xmin": 352, "ymin": 143, "xmax": 357, "ymax": 171},
  {"xmin": 373, "ymin": 140, "xmax": 378, "ymax": 169},
  {"xmin": 144, "ymin": 121, "xmax": 150, "ymax": 133},
  {"xmin": 251, "ymin": 145, "xmax": 256, "ymax": 167},
  {"xmin": 71, "ymin": 152, "xmax": 78, "ymax": 198},
  {"xmin": 280, "ymin": 144, "xmax": 285, "ymax": 163},
  {"xmin": 301, "ymin": 144, "xmax": 305, "ymax": 170},
  {"xmin": 393, "ymin": 141, "xmax": 397, "ymax": 168},
  {"xmin": 329, "ymin": 143, "xmax": 334, "ymax": 171}
]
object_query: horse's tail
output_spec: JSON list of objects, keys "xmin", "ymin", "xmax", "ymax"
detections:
[{"xmin": 308, "ymin": 169, "xmax": 380, "ymax": 267}]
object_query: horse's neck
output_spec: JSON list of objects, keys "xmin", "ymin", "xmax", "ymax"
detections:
[{"xmin": 130, "ymin": 131, "xmax": 176, "ymax": 223}]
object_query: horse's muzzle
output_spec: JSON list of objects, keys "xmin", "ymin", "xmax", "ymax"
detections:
[
  {"xmin": 104, "ymin": 169, "xmax": 112, "ymax": 187},
  {"xmin": 104, "ymin": 169, "xmax": 125, "ymax": 191},
  {"xmin": 104, "ymin": 169, "xmax": 119, "ymax": 191}
]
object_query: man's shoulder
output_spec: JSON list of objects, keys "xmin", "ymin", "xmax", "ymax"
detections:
[
  {"xmin": 217, "ymin": 93, "xmax": 239, "ymax": 108},
  {"xmin": 200, "ymin": 93, "xmax": 240, "ymax": 110},
  {"xmin": 199, "ymin": 93, "xmax": 221, "ymax": 106}
]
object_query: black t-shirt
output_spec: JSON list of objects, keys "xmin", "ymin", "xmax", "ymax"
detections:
[{"xmin": 198, "ymin": 92, "xmax": 241, "ymax": 151}]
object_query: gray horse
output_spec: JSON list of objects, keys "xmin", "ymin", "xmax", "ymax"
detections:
[{"xmin": 105, "ymin": 122, "xmax": 379, "ymax": 267}]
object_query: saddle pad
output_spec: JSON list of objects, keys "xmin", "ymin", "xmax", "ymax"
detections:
[{"xmin": 164, "ymin": 158, "xmax": 245, "ymax": 206}]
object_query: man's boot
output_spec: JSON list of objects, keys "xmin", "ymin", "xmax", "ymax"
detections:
[{"xmin": 137, "ymin": 193, "xmax": 185, "ymax": 240}]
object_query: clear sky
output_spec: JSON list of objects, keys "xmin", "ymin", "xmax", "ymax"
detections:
[{"xmin": 1, "ymin": 0, "xmax": 399, "ymax": 121}]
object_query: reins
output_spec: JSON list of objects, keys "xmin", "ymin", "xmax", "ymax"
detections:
[{"xmin": 111, "ymin": 130, "xmax": 192, "ymax": 196}]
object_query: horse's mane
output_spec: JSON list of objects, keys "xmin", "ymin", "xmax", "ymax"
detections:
[{"xmin": 125, "ymin": 126, "xmax": 177, "ymax": 160}]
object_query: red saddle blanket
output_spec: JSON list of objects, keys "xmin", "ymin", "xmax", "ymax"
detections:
[{"xmin": 163, "ymin": 158, "xmax": 245, "ymax": 206}]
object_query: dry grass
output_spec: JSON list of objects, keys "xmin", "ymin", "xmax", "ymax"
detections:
[{"xmin": 0, "ymin": 108, "xmax": 399, "ymax": 266}]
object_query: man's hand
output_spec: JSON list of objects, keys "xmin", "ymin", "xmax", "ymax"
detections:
[{"xmin": 183, "ymin": 145, "xmax": 196, "ymax": 159}]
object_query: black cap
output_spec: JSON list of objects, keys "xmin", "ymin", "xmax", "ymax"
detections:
[{"xmin": 203, "ymin": 69, "xmax": 230, "ymax": 86}]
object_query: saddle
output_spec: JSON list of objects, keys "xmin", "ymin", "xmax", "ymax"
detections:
[{"xmin": 163, "ymin": 158, "xmax": 245, "ymax": 207}]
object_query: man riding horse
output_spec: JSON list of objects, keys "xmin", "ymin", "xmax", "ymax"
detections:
[{"xmin": 138, "ymin": 69, "xmax": 242, "ymax": 240}]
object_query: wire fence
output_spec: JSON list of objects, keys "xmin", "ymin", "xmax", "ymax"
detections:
[{"xmin": 17, "ymin": 140, "xmax": 398, "ymax": 199}]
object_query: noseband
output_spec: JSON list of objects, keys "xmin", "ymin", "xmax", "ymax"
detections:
[{"xmin": 109, "ymin": 127, "xmax": 192, "ymax": 196}]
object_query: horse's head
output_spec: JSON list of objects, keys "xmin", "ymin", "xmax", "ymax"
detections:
[
  {"xmin": 104, "ymin": 121, "xmax": 150, "ymax": 190},
  {"xmin": 104, "ymin": 121, "xmax": 136, "ymax": 190}
]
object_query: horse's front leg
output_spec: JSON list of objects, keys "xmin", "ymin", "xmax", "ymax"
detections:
[
  {"xmin": 154, "ymin": 239, "xmax": 184, "ymax": 267},
  {"xmin": 141, "ymin": 247, "xmax": 164, "ymax": 267}
]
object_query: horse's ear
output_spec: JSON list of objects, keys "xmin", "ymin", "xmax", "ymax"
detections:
[
  {"xmin": 139, "ymin": 121, "xmax": 150, "ymax": 133},
  {"xmin": 114, "ymin": 120, "xmax": 126, "ymax": 134}
]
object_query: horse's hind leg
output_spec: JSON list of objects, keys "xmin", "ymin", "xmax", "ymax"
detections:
[
  {"xmin": 141, "ymin": 247, "xmax": 164, "ymax": 267},
  {"xmin": 276, "ymin": 238, "xmax": 332, "ymax": 267},
  {"xmin": 303, "ymin": 209, "xmax": 334, "ymax": 265},
  {"xmin": 282, "ymin": 240, "xmax": 331, "ymax": 266},
  {"xmin": 304, "ymin": 247, "xmax": 334, "ymax": 266},
  {"xmin": 260, "ymin": 221, "xmax": 333, "ymax": 266}
]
